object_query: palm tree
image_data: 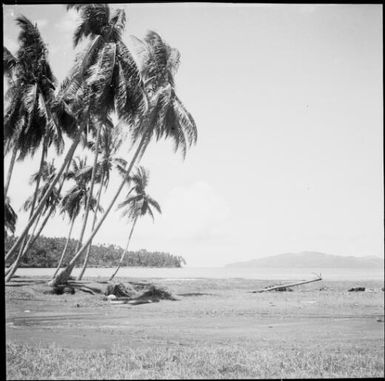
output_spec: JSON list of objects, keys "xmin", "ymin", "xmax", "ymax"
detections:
[
  {"xmin": 4, "ymin": 14, "xmax": 81, "ymax": 262},
  {"xmin": 77, "ymin": 119, "xmax": 125, "ymax": 280},
  {"xmin": 49, "ymin": 30, "xmax": 197, "ymax": 287},
  {"xmin": 4, "ymin": 16, "xmax": 63, "ymax": 201},
  {"xmin": 4, "ymin": 197, "xmax": 17, "ymax": 238},
  {"xmin": 109, "ymin": 166, "xmax": 161, "ymax": 281},
  {"xmin": 51, "ymin": 158, "xmax": 102, "ymax": 279},
  {"xmin": 5, "ymin": 1, "xmax": 146, "ymax": 261},
  {"xmin": 61, "ymin": 4, "xmax": 145, "ymax": 271}
]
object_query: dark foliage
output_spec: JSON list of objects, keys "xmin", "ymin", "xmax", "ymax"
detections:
[{"xmin": 4, "ymin": 235, "xmax": 186, "ymax": 268}]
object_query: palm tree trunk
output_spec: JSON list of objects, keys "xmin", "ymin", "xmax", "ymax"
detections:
[
  {"xmin": 5, "ymin": 128, "xmax": 82, "ymax": 261},
  {"xmin": 4, "ymin": 144, "xmax": 17, "ymax": 199},
  {"xmin": 52, "ymin": 217, "xmax": 76, "ymax": 279},
  {"xmin": 5, "ymin": 206, "xmax": 44, "ymax": 281},
  {"xmin": 74, "ymin": 123, "xmax": 102, "ymax": 256},
  {"xmin": 48, "ymin": 129, "xmax": 151, "ymax": 287},
  {"xmin": 8, "ymin": 157, "xmax": 72, "ymax": 267},
  {"xmin": 16, "ymin": 137, "xmax": 48, "ymax": 259},
  {"xmin": 109, "ymin": 216, "xmax": 138, "ymax": 281},
  {"xmin": 77, "ymin": 171, "xmax": 104, "ymax": 280}
]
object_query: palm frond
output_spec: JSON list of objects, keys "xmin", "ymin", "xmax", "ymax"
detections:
[{"xmin": 3, "ymin": 46, "xmax": 17, "ymax": 77}]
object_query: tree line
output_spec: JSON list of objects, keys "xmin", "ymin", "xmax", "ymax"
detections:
[{"xmin": 5, "ymin": 235, "xmax": 186, "ymax": 268}]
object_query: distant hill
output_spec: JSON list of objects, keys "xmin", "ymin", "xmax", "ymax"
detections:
[{"xmin": 225, "ymin": 251, "xmax": 384, "ymax": 269}]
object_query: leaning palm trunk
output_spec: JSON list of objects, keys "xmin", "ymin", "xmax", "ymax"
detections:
[
  {"xmin": 16, "ymin": 137, "xmax": 48, "ymax": 262},
  {"xmin": 5, "ymin": 205, "xmax": 44, "ymax": 281},
  {"xmin": 8, "ymin": 158, "xmax": 72, "ymax": 268},
  {"xmin": 52, "ymin": 217, "xmax": 76, "ymax": 279},
  {"xmin": 109, "ymin": 216, "xmax": 138, "ymax": 281},
  {"xmin": 5, "ymin": 199, "xmax": 56, "ymax": 281},
  {"xmin": 48, "ymin": 129, "xmax": 151, "ymax": 287},
  {"xmin": 77, "ymin": 171, "xmax": 104, "ymax": 280},
  {"xmin": 75, "ymin": 124, "xmax": 102, "ymax": 259},
  {"xmin": 5, "ymin": 128, "xmax": 82, "ymax": 261},
  {"xmin": 4, "ymin": 144, "xmax": 18, "ymax": 199}
]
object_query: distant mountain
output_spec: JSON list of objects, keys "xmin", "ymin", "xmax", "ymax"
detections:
[{"xmin": 225, "ymin": 251, "xmax": 384, "ymax": 269}]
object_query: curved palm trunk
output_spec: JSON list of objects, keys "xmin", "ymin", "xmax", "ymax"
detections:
[
  {"xmin": 8, "ymin": 158, "xmax": 72, "ymax": 269},
  {"xmin": 48, "ymin": 130, "xmax": 150, "ymax": 287},
  {"xmin": 4, "ymin": 144, "xmax": 17, "ymax": 200},
  {"xmin": 5, "ymin": 128, "xmax": 82, "ymax": 261},
  {"xmin": 77, "ymin": 171, "xmax": 104, "ymax": 280},
  {"xmin": 5, "ymin": 199, "xmax": 55, "ymax": 280},
  {"xmin": 109, "ymin": 216, "xmax": 138, "ymax": 281},
  {"xmin": 5, "ymin": 206, "xmax": 44, "ymax": 281},
  {"xmin": 74, "ymin": 123, "xmax": 102, "ymax": 256},
  {"xmin": 16, "ymin": 137, "xmax": 48, "ymax": 259},
  {"xmin": 52, "ymin": 217, "xmax": 76, "ymax": 279}
]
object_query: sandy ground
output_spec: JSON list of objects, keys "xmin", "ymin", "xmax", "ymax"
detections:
[{"xmin": 5, "ymin": 276, "xmax": 384, "ymax": 352}]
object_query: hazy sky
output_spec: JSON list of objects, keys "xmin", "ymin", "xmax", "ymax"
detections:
[{"xmin": 3, "ymin": 4, "xmax": 383, "ymax": 266}]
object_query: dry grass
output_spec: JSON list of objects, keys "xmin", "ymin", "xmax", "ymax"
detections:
[{"xmin": 6, "ymin": 341, "xmax": 384, "ymax": 379}]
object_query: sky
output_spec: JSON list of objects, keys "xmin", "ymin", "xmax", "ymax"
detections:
[{"xmin": 3, "ymin": 4, "xmax": 383, "ymax": 266}]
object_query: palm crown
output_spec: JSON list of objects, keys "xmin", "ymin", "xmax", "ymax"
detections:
[
  {"xmin": 118, "ymin": 166, "xmax": 161, "ymax": 222},
  {"xmin": 4, "ymin": 16, "xmax": 63, "ymax": 159},
  {"xmin": 23, "ymin": 160, "xmax": 61, "ymax": 215},
  {"xmin": 59, "ymin": 4, "xmax": 145, "ymax": 131},
  {"xmin": 130, "ymin": 31, "xmax": 197, "ymax": 158}
]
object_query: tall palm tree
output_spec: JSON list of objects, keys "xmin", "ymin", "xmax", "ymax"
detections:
[
  {"xmin": 5, "ymin": 1, "xmax": 146, "ymax": 261},
  {"xmin": 77, "ymin": 119, "xmax": 125, "ymax": 280},
  {"xmin": 61, "ymin": 4, "xmax": 145, "ymax": 269},
  {"xmin": 49, "ymin": 30, "xmax": 197, "ymax": 287},
  {"xmin": 4, "ymin": 14, "xmax": 81, "ymax": 262},
  {"xmin": 109, "ymin": 166, "xmax": 161, "ymax": 281}
]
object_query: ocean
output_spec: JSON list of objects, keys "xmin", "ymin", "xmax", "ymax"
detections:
[{"xmin": 14, "ymin": 266, "xmax": 385, "ymax": 281}]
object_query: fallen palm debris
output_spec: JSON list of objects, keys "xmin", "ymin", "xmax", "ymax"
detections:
[
  {"xmin": 348, "ymin": 287, "xmax": 366, "ymax": 292},
  {"xmin": 104, "ymin": 282, "xmax": 178, "ymax": 305},
  {"xmin": 105, "ymin": 283, "xmax": 137, "ymax": 298},
  {"xmin": 252, "ymin": 274, "xmax": 322, "ymax": 293}
]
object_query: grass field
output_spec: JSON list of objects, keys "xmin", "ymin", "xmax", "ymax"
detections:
[{"xmin": 5, "ymin": 276, "xmax": 385, "ymax": 379}]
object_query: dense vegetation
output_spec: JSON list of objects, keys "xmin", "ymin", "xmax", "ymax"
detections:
[{"xmin": 4, "ymin": 235, "xmax": 186, "ymax": 268}]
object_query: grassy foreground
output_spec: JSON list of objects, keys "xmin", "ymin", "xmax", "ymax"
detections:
[
  {"xmin": 6, "ymin": 342, "xmax": 384, "ymax": 379},
  {"xmin": 6, "ymin": 276, "xmax": 385, "ymax": 379}
]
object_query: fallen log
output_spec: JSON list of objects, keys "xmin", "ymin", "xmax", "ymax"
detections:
[{"xmin": 252, "ymin": 274, "xmax": 322, "ymax": 293}]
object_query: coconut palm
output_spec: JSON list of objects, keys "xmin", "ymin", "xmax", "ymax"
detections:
[
  {"xmin": 109, "ymin": 166, "xmax": 161, "ymax": 281},
  {"xmin": 4, "ymin": 14, "xmax": 81, "ymax": 262},
  {"xmin": 4, "ymin": 197, "xmax": 17, "ymax": 238},
  {"xmin": 51, "ymin": 159, "xmax": 103, "ymax": 279},
  {"xmin": 60, "ymin": 4, "xmax": 145, "ymax": 270},
  {"xmin": 4, "ymin": 16, "xmax": 63, "ymax": 202},
  {"xmin": 5, "ymin": 1, "xmax": 146, "ymax": 261},
  {"xmin": 49, "ymin": 30, "xmax": 197, "ymax": 287},
  {"xmin": 77, "ymin": 119, "xmax": 126, "ymax": 280}
]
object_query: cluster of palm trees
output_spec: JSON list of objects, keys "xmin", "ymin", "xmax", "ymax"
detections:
[{"xmin": 4, "ymin": 4, "xmax": 197, "ymax": 286}]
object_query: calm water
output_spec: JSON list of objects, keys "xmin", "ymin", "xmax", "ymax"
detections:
[{"xmin": 14, "ymin": 266, "xmax": 384, "ymax": 281}]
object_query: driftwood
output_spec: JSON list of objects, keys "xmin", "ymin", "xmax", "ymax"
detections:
[{"xmin": 252, "ymin": 274, "xmax": 322, "ymax": 293}]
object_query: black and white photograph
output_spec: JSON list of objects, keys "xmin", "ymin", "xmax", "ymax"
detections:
[{"xmin": 3, "ymin": 2, "xmax": 384, "ymax": 379}]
